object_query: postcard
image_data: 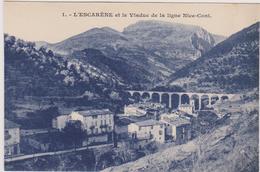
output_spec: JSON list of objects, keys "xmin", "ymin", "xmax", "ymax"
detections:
[{"xmin": 3, "ymin": 1, "xmax": 260, "ymax": 171}]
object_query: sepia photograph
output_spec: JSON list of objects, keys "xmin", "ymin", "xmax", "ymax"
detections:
[{"xmin": 3, "ymin": 1, "xmax": 260, "ymax": 171}]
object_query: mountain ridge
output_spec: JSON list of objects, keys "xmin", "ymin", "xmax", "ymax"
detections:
[
  {"xmin": 36, "ymin": 20, "xmax": 226, "ymax": 86},
  {"xmin": 163, "ymin": 22, "xmax": 259, "ymax": 93}
]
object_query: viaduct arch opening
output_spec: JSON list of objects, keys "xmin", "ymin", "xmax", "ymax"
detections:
[
  {"xmin": 126, "ymin": 91, "xmax": 236, "ymax": 110},
  {"xmin": 181, "ymin": 94, "xmax": 190, "ymax": 104}
]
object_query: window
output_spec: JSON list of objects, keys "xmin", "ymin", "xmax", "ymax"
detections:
[
  {"xmin": 5, "ymin": 130, "xmax": 11, "ymax": 140},
  {"xmin": 5, "ymin": 130, "xmax": 9, "ymax": 135},
  {"xmin": 5, "ymin": 147, "xmax": 11, "ymax": 155},
  {"xmin": 159, "ymin": 130, "xmax": 163, "ymax": 135},
  {"xmin": 151, "ymin": 126, "xmax": 153, "ymax": 129},
  {"xmin": 139, "ymin": 126, "xmax": 141, "ymax": 131}
]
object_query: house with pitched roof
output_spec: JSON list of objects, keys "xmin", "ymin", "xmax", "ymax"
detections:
[
  {"xmin": 52, "ymin": 109, "xmax": 114, "ymax": 135},
  {"xmin": 124, "ymin": 102, "xmax": 165, "ymax": 117},
  {"xmin": 178, "ymin": 100, "xmax": 195, "ymax": 114},
  {"xmin": 128, "ymin": 119, "xmax": 165, "ymax": 143},
  {"xmin": 160, "ymin": 116, "xmax": 191, "ymax": 144}
]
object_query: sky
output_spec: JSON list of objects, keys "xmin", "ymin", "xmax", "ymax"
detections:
[{"xmin": 4, "ymin": 2, "xmax": 260, "ymax": 43}]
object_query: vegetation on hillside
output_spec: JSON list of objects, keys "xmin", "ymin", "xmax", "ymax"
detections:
[
  {"xmin": 167, "ymin": 22, "xmax": 259, "ymax": 93},
  {"xmin": 5, "ymin": 34, "xmax": 125, "ymax": 98}
]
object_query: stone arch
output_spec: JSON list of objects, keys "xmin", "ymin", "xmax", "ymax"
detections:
[
  {"xmin": 181, "ymin": 94, "xmax": 190, "ymax": 104},
  {"xmin": 161, "ymin": 93, "xmax": 170, "ymax": 108},
  {"xmin": 191, "ymin": 94, "xmax": 200, "ymax": 110},
  {"xmin": 201, "ymin": 95, "xmax": 209, "ymax": 110},
  {"xmin": 141, "ymin": 92, "xmax": 150, "ymax": 100},
  {"xmin": 132, "ymin": 92, "xmax": 141, "ymax": 102},
  {"xmin": 211, "ymin": 95, "xmax": 220, "ymax": 105},
  {"xmin": 151, "ymin": 93, "xmax": 160, "ymax": 103},
  {"xmin": 171, "ymin": 94, "xmax": 180, "ymax": 109},
  {"xmin": 221, "ymin": 95, "xmax": 229, "ymax": 101}
]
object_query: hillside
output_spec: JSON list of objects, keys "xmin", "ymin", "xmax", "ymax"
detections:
[
  {"xmin": 103, "ymin": 90, "xmax": 259, "ymax": 172},
  {"xmin": 38, "ymin": 20, "xmax": 225, "ymax": 85},
  {"xmin": 4, "ymin": 34, "xmax": 126, "ymax": 104},
  {"xmin": 72, "ymin": 49, "xmax": 154, "ymax": 86},
  {"xmin": 165, "ymin": 22, "xmax": 259, "ymax": 93}
]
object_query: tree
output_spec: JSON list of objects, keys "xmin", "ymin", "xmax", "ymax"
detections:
[
  {"xmin": 62, "ymin": 120, "xmax": 85, "ymax": 148},
  {"xmin": 39, "ymin": 46, "xmax": 47, "ymax": 53},
  {"xmin": 109, "ymin": 91, "xmax": 121, "ymax": 100},
  {"xmin": 4, "ymin": 34, "xmax": 16, "ymax": 47},
  {"xmin": 47, "ymin": 50, "xmax": 54, "ymax": 57}
]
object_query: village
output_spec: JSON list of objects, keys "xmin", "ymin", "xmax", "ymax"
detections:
[{"xmin": 4, "ymin": 92, "xmax": 232, "ymax": 163}]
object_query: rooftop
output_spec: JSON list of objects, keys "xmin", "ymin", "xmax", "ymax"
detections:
[
  {"xmin": 179, "ymin": 103, "xmax": 193, "ymax": 108},
  {"xmin": 119, "ymin": 115, "xmax": 151, "ymax": 124},
  {"xmin": 5, "ymin": 119, "xmax": 20, "ymax": 129},
  {"xmin": 133, "ymin": 119, "xmax": 164, "ymax": 127},
  {"xmin": 161, "ymin": 117, "xmax": 191, "ymax": 126},
  {"xmin": 117, "ymin": 117, "xmax": 136, "ymax": 126},
  {"xmin": 161, "ymin": 110, "xmax": 189, "ymax": 116},
  {"xmin": 77, "ymin": 109, "xmax": 112, "ymax": 116},
  {"xmin": 126, "ymin": 102, "xmax": 165, "ymax": 109}
]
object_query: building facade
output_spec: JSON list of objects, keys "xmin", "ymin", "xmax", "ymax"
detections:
[
  {"xmin": 124, "ymin": 104, "xmax": 147, "ymax": 117},
  {"xmin": 5, "ymin": 119, "xmax": 20, "ymax": 157},
  {"xmin": 52, "ymin": 114, "xmax": 68, "ymax": 130},
  {"xmin": 26, "ymin": 137, "xmax": 51, "ymax": 152},
  {"xmin": 160, "ymin": 117, "xmax": 191, "ymax": 144},
  {"xmin": 124, "ymin": 102, "xmax": 165, "ymax": 117},
  {"xmin": 160, "ymin": 112, "xmax": 180, "ymax": 120},
  {"xmin": 178, "ymin": 100, "xmax": 195, "ymax": 114},
  {"xmin": 128, "ymin": 119, "xmax": 165, "ymax": 143},
  {"xmin": 52, "ymin": 109, "xmax": 114, "ymax": 136}
]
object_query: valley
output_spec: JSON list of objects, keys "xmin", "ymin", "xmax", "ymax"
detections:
[{"xmin": 4, "ymin": 20, "xmax": 259, "ymax": 172}]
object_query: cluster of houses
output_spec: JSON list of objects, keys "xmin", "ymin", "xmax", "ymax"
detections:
[
  {"xmin": 119, "ymin": 100, "xmax": 197, "ymax": 146},
  {"xmin": 4, "ymin": 99, "xmax": 198, "ymax": 157},
  {"xmin": 124, "ymin": 102, "xmax": 166, "ymax": 118},
  {"xmin": 4, "ymin": 109, "xmax": 115, "ymax": 157}
]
